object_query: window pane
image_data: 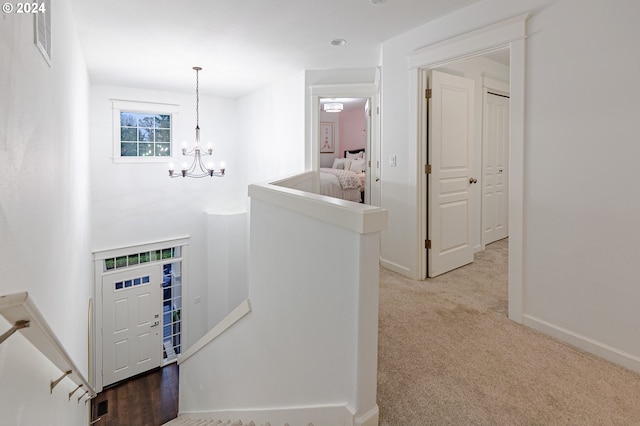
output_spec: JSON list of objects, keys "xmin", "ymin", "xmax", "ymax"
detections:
[
  {"xmin": 105, "ymin": 258, "xmax": 115, "ymax": 271},
  {"xmin": 139, "ymin": 143, "xmax": 154, "ymax": 156},
  {"xmin": 128, "ymin": 254, "xmax": 139, "ymax": 265},
  {"xmin": 155, "ymin": 143, "xmax": 171, "ymax": 156},
  {"xmin": 137, "ymin": 114, "xmax": 155, "ymax": 128},
  {"xmin": 156, "ymin": 129, "xmax": 170, "ymax": 142},
  {"xmin": 121, "ymin": 142, "xmax": 138, "ymax": 156},
  {"xmin": 156, "ymin": 115, "xmax": 171, "ymax": 129},
  {"xmin": 140, "ymin": 252, "xmax": 150, "ymax": 263},
  {"xmin": 138, "ymin": 128, "xmax": 154, "ymax": 142},
  {"xmin": 116, "ymin": 256, "xmax": 127, "ymax": 268},
  {"xmin": 121, "ymin": 127, "xmax": 137, "ymax": 141},
  {"xmin": 120, "ymin": 112, "xmax": 137, "ymax": 127}
]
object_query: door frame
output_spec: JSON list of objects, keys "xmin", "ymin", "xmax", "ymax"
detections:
[
  {"xmin": 92, "ymin": 236, "xmax": 190, "ymax": 392},
  {"xmin": 412, "ymin": 14, "xmax": 528, "ymax": 322},
  {"xmin": 309, "ymin": 81, "xmax": 380, "ymax": 205}
]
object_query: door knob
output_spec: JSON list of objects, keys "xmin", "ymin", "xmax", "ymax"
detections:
[
  {"xmin": 150, "ymin": 320, "xmax": 160, "ymax": 328},
  {"xmin": 375, "ymin": 178, "xmax": 380, "ymax": 182},
  {"xmin": 469, "ymin": 177, "xmax": 478, "ymax": 184}
]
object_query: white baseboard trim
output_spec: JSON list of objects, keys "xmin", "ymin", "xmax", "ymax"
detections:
[
  {"xmin": 380, "ymin": 257, "xmax": 412, "ymax": 277},
  {"xmin": 523, "ymin": 314, "xmax": 640, "ymax": 374},
  {"xmin": 354, "ymin": 405, "xmax": 379, "ymax": 426},
  {"xmin": 180, "ymin": 403, "xmax": 374, "ymax": 426}
]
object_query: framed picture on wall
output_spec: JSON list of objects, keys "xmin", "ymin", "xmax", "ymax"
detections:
[{"xmin": 320, "ymin": 122, "xmax": 334, "ymax": 153}]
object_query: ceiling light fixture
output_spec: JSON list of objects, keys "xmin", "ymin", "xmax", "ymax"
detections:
[
  {"xmin": 324, "ymin": 102, "xmax": 344, "ymax": 113},
  {"xmin": 330, "ymin": 38, "xmax": 347, "ymax": 46},
  {"xmin": 169, "ymin": 67, "xmax": 225, "ymax": 178},
  {"xmin": 370, "ymin": 0, "xmax": 387, "ymax": 4}
]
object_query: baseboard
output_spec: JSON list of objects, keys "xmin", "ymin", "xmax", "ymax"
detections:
[
  {"xmin": 354, "ymin": 405, "xmax": 379, "ymax": 426},
  {"xmin": 180, "ymin": 403, "xmax": 373, "ymax": 426},
  {"xmin": 523, "ymin": 314, "xmax": 640, "ymax": 374},
  {"xmin": 380, "ymin": 257, "xmax": 412, "ymax": 278}
]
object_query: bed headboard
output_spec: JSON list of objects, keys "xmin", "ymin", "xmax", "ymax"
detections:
[{"xmin": 344, "ymin": 148, "xmax": 365, "ymax": 158}]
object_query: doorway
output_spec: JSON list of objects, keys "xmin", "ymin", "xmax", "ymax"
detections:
[
  {"xmin": 93, "ymin": 237, "xmax": 189, "ymax": 392},
  {"xmin": 310, "ymin": 82, "xmax": 381, "ymax": 207},
  {"xmin": 411, "ymin": 14, "xmax": 527, "ymax": 322}
]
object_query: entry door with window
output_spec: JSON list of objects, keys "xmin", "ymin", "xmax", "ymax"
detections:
[
  {"xmin": 102, "ymin": 265, "xmax": 162, "ymax": 387},
  {"xmin": 427, "ymin": 70, "xmax": 476, "ymax": 277}
]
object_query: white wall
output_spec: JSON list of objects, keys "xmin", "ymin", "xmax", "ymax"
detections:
[
  {"xmin": 237, "ymin": 71, "xmax": 307, "ymax": 194},
  {"xmin": 179, "ymin": 184, "xmax": 385, "ymax": 425},
  {"xmin": 89, "ymin": 85, "xmax": 242, "ymax": 345},
  {"xmin": 380, "ymin": 0, "xmax": 640, "ymax": 370},
  {"xmin": 0, "ymin": 0, "xmax": 92, "ymax": 423}
]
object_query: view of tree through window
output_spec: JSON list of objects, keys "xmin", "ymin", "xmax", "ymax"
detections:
[{"xmin": 120, "ymin": 112, "xmax": 171, "ymax": 157}]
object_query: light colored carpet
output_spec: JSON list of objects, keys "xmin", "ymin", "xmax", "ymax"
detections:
[{"xmin": 377, "ymin": 238, "xmax": 640, "ymax": 425}]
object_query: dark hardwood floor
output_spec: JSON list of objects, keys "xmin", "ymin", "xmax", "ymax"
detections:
[{"xmin": 91, "ymin": 363, "xmax": 179, "ymax": 426}]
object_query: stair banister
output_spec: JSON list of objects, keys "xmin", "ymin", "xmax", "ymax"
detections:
[{"xmin": 0, "ymin": 291, "xmax": 96, "ymax": 400}]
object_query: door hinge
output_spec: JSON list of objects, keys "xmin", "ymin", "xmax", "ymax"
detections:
[
  {"xmin": 425, "ymin": 239, "xmax": 431, "ymax": 249},
  {"xmin": 425, "ymin": 89, "xmax": 432, "ymax": 99},
  {"xmin": 377, "ymin": 106, "xmax": 380, "ymax": 115},
  {"xmin": 425, "ymin": 164, "xmax": 432, "ymax": 174}
]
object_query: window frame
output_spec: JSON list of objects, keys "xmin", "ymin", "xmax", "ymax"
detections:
[{"xmin": 111, "ymin": 99, "xmax": 180, "ymax": 164}]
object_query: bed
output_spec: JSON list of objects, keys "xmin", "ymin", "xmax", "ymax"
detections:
[{"xmin": 319, "ymin": 149, "xmax": 366, "ymax": 203}]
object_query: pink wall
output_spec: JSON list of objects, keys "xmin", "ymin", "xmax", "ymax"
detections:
[{"xmin": 339, "ymin": 108, "xmax": 366, "ymax": 155}]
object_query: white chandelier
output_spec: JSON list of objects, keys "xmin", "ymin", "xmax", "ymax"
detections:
[{"xmin": 169, "ymin": 66, "xmax": 225, "ymax": 178}]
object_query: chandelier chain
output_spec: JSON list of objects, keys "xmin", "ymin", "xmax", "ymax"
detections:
[{"xmin": 195, "ymin": 68, "xmax": 200, "ymax": 127}]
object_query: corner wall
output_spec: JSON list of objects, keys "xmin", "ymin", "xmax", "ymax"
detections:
[{"xmin": 0, "ymin": 0, "xmax": 93, "ymax": 423}]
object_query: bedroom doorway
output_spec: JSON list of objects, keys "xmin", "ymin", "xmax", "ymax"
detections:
[
  {"xmin": 319, "ymin": 97, "xmax": 371, "ymax": 204},
  {"xmin": 309, "ymin": 82, "xmax": 380, "ymax": 207}
]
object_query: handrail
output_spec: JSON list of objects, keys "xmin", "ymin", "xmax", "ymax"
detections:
[
  {"xmin": 179, "ymin": 298, "xmax": 251, "ymax": 365},
  {"xmin": 0, "ymin": 292, "xmax": 97, "ymax": 401}
]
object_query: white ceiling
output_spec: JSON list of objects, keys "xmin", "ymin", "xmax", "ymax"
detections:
[{"xmin": 69, "ymin": 0, "xmax": 481, "ymax": 98}]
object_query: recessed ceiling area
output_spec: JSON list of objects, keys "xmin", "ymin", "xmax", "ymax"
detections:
[{"xmin": 69, "ymin": 0, "xmax": 482, "ymax": 98}]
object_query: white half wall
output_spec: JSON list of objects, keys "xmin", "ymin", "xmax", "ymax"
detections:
[
  {"xmin": 0, "ymin": 0, "xmax": 92, "ymax": 423},
  {"xmin": 178, "ymin": 182, "xmax": 387, "ymax": 425}
]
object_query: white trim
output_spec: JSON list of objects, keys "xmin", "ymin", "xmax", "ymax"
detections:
[
  {"xmin": 354, "ymin": 405, "xmax": 379, "ymax": 426},
  {"xmin": 410, "ymin": 14, "xmax": 527, "ymax": 323},
  {"xmin": 379, "ymin": 257, "xmax": 412, "ymax": 276},
  {"xmin": 92, "ymin": 236, "xmax": 190, "ymax": 260},
  {"xmin": 179, "ymin": 299, "xmax": 251, "ymax": 365},
  {"xmin": 409, "ymin": 13, "xmax": 529, "ymax": 69},
  {"xmin": 111, "ymin": 99, "xmax": 180, "ymax": 164},
  {"xmin": 179, "ymin": 402, "xmax": 367, "ymax": 426},
  {"xmin": 523, "ymin": 314, "xmax": 640, "ymax": 375}
]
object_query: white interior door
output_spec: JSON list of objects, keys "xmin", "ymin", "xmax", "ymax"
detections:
[
  {"xmin": 428, "ymin": 70, "xmax": 476, "ymax": 277},
  {"xmin": 102, "ymin": 264, "xmax": 163, "ymax": 387},
  {"xmin": 482, "ymin": 92, "xmax": 509, "ymax": 245}
]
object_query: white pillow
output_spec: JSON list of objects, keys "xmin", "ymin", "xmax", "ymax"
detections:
[
  {"xmin": 349, "ymin": 159, "xmax": 366, "ymax": 173},
  {"xmin": 332, "ymin": 158, "xmax": 351, "ymax": 170},
  {"xmin": 346, "ymin": 151, "xmax": 364, "ymax": 159}
]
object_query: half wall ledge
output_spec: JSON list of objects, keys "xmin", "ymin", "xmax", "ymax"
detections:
[{"xmin": 248, "ymin": 181, "xmax": 388, "ymax": 235}]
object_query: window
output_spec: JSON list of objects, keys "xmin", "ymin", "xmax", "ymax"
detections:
[{"xmin": 112, "ymin": 100, "xmax": 179, "ymax": 163}]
